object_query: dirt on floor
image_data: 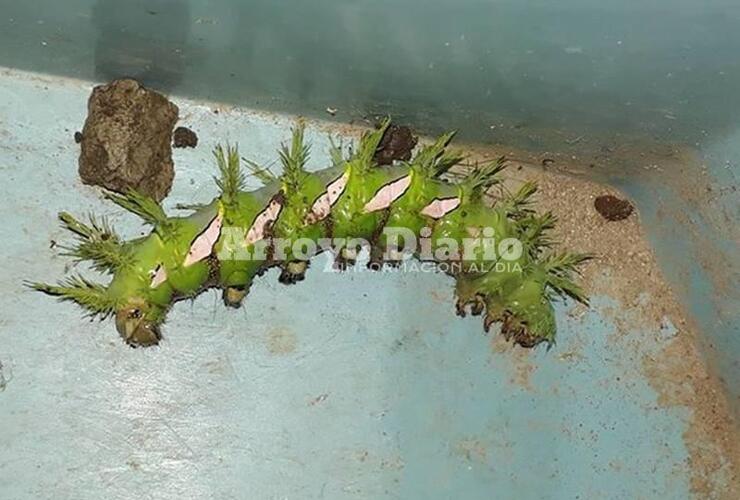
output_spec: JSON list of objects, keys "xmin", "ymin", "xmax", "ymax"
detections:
[
  {"xmin": 311, "ymin": 118, "xmax": 739, "ymax": 498},
  {"xmin": 463, "ymin": 144, "xmax": 740, "ymax": 500},
  {"xmin": 190, "ymin": 110, "xmax": 737, "ymax": 496}
]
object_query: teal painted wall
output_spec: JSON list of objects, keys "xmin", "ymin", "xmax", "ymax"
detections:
[{"xmin": 2, "ymin": 0, "xmax": 740, "ymax": 143}]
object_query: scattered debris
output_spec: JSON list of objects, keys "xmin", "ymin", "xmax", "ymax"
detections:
[
  {"xmin": 594, "ymin": 194, "xmax": 634, "ymax": 221},
  {"xmin": 78, "ymin": 78, "xmax": 179, "ymax": 202},
  {"xmin": 557, "ymin": 350, "xmax": 585, "ymax": 362},
  {"xmin": 658, "ymin": 316, "xmax": 679, "ymax": 340},
  {"xmin": 308, "ymin": 393, "xmax": 329, "ymax": 406},
  {"xmin": 373, "ymin": 124, "xmax": 418, "ymax": 165},
  {"xmin": 455, "ymin": 438, "xmax": 488, "ymax": 464},
  {"xmin": 173, "ymin": 126, "xmax": 198, "ymax": 148}
]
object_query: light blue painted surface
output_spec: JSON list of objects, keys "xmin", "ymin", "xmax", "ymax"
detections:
[
  {"xmin": 0, "ymin": 71, "xmax": 717, "ymax": 499},
  {"xmin": 0, "ymin": 0, "xmax": 737, "ymax": 412}
]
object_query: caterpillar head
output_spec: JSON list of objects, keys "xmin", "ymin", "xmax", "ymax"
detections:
[{"xmin": 115, "ymin": 299, "xmax": 162, "ymax": 347}]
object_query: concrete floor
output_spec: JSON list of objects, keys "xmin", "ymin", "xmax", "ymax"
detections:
[{"xmin": 0, "ymin": 69, "xmax": 725, "ymax": 499}]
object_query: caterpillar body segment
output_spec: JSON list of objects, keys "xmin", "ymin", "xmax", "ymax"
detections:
[{"xmin": 29, "ymin": 124, "xmax": 589, "ymax": 349}]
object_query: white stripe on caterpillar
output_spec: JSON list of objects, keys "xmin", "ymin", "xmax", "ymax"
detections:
[
  {"xmin": 245, "ymin": 198, "xmax": 283, "ymax": 245},
  {"xmin": 149, "ymin": 264, "xmax": 168, "ymax": 288},
  {"xmin": 363, "ymin": 175, "xmax": 412, "ymax": 213},
  {"xmin": 420, "ymin": 197, "xmax": 461, "ymax": 219},
  {"xmin": 305, "ymin": 172, "xmax": 349, "ymax": 224},
  {"xmin": 184, "ymin": 213, "xmax": 223, "ymax": 267}
]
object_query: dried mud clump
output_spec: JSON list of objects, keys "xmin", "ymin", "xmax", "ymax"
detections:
[
  {"xmin": 78, "ymin": 78, "xmax": 179, "ymax": 202},
  {"xmin": 594, "ymin": 194, "xmax": 634, "ymax": 221},
  {"xmin": 173, "ymin": 126, "xmax": 198, "ymax": 148},
  {"xmin": 373, "ymin": 124, "xmax": 418, "ymax": 165}
]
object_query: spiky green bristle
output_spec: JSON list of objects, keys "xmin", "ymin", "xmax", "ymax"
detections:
[
  {"xmin": 59, "ymin": 211, "xmax": 116, "ymax": 240},
  {"xmin": 355, "ymin": 119, "xmax": 391, "ymax": 168},
  {"xmin": 461, "ymin": 157, "xmax": 506, "ymax": 202},
  {"xmin": 26, "ymin": 275, "xmax": 117, "ymax": 319},
  {"xmin": 516, "ymin": 211, "xmax": 557, "ymax": 259},
  {"xmin": 412, "ymin": 132, "xmax": 464, "ymax": 178},
  {"xmin": 214, "ymin": 144, "xmax": 249, "ymax": 205},
  {"xmin": 58, "ymin": 212, "xmax": 131, "ymax": 273},
  {"xmin": 104, "ymin": 189, "xmax": 174, "ymax": 237},
  {"xmin": 499, "ymin": 181, "xmax": 538, "ymax": 219},
  {"xmin": 328, "ymin": 136, "xmax": 346, "ymax": 167},
  {"xmin": 278, "ymin": 124, "xmax": 311, "ymax": 192},
  {"xmin": 543, "ymin": 251, "xmax": 592, "ymax": 304}
]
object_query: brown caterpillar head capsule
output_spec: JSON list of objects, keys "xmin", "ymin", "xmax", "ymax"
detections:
[{"xmin": 115, "ymin": 300, "xmax": 162, "ymax": 347}]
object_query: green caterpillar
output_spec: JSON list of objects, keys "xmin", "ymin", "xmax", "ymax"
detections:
[{"xmin": 28, "ymin": 121, "xmax": 589, "ymax": 348}]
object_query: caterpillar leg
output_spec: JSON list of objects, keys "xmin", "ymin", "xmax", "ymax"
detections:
[
  {"xmin": 278, "ymin": 260, "xmax": 309, "ymax": 284},
  {"xmin": 454, "ymin": 275, "xmax": 486, "ymax": 317},
  {"xmin": 366, "ymin": 244, "xmax": 403, "ymax": 271},
  {"xmin": 500, "ymin": 313, "xmax": 541, "ymax": 348},
  {"xmin": 333, "ymin": 248, "xmax": 356, "ymax": 271},
  {"xmin": 482, "ymin": 293, "xmax": 556, "ymax": 348},
  {"xmin": 367, "ymin": 245, "xmax": 384, "ymax": 271},
  {"xmin": 483, "ymin": 305, "xmax": 504, "ymax": 333}
]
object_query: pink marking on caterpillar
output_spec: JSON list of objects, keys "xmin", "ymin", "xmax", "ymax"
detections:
[
  {"xmin": 245, "ymin": 198, "xmax": 283, "ymax": 245},
  {"xmin": 363, "ymin": 175, "xmax": 412, "ymax": 213},
  {"xmin": 184, "ymin": 214, "xmax": 223, "ymax": 267},
  {"xmin": 149, "ymin": 264, "xmax": 168, "ymax": 288},
  {"xmin": 420, "ymin": 197, "xmax": 461, "ymax": 219},
  {"xmin": 305, "ymin": 172, "xmax": 349, "ymax": 224}
]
